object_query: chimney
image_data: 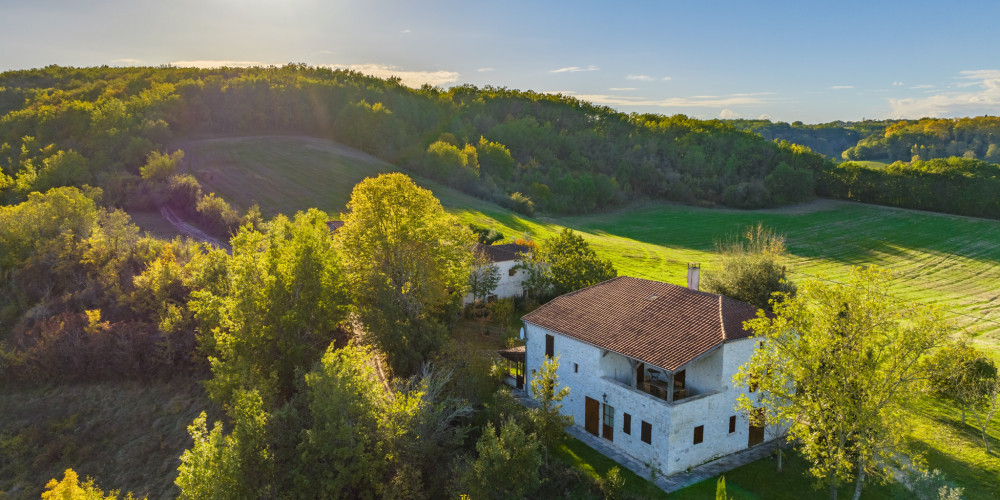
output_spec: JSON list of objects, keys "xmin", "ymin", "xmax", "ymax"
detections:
[{"xmin": 687, "ymin": 263, "xmax": 701, "ymax": 291}]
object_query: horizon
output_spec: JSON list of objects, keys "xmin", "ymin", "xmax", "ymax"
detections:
[{"xmin": 3, "ymin": 0, "xmax": 1000, "ymax": 123}]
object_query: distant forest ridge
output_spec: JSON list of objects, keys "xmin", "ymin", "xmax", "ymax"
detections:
[
  {"xmin": 0, "ymin": 64, "xmax": 826, "ymax": 213},
  {"xmin": 2, "ymin": 64, "xmax": 1000, "ymax": 217}
]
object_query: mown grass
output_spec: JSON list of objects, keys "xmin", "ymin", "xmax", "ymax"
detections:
[
  {"xmin": 905, "ymin": 394, "xmax": 1000, "ymax": 500},
  {"xmin": 175, "ymin": 135, "xmax": 1000, "ymax": 494},
  {"xmin": 0, "ymin": 378, "xmax": 215, "ymax": 500},
  {"xmin": 671, "ymin": 449, "xmax": 911, "ymax": 499}
]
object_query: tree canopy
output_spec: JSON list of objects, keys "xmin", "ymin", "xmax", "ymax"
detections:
[
  {"xmin": 735, "ymin": 266, "xmax": 952, "ymax": 500},
  {"xmin": 336, "ymin": 172, "xmax": 474, "ymax": 375}
]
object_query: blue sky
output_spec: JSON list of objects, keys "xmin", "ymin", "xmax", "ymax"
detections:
[{"xmin": 3, "ymin": 0, "xmax": 1000, "ymax": 123}]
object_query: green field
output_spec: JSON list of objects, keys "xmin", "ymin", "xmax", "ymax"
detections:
[
  {"xmin": 180, "ymin": 135, "xmax": 1000, "ymax": 351},
  {"xmin": 175, "ymin": 135, "xmax": 1000, "ymax": 497}
]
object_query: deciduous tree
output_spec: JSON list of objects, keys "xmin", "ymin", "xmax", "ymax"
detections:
[
  {"xmin": 734, "ymin": 266, "xmax": 951, "ymax": 500},
  {"xmin": 704, "ymin": 223, "xmax": 795, "ymax": 311},
  {"xmin": 189, "ymin": 208, "xmax": 349, "ymax": 407},
  {"xmin": 336, "ymin": 173, "xmax": 474, "ymax": 375},
  {"xmin": 538, "ymin": 228, "xmax": 616, "ymax": 296},
  {"xmin": 530, "ymin": 355, "xmax": 574, "ymax": 466}
]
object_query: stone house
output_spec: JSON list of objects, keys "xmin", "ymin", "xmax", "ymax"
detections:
[
  {"xmin": 464, "ymin": 243, "xmax": 531, "ymax": 305},
  {"xmin": 522, "ymin": 274, "xmax": 768, "ymax": 476}
]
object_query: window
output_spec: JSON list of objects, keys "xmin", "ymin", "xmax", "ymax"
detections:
[
  {"xmin": 509, "ymin": 268, "xmax": 516, "ymax": 277},
  {"xmin": 694, "ymin": 425, "xmax": 704, "ymax": 445},
  {"xmin": 574, "ymin": 363, "xmax": 578, "ymax": 373},
  {"xmin": 623, "ymin": 413, "xmax": 631, "ymax": 435},
  {"xmin": 545, "ymin": 334, "xmax": 554, "ymax": 358},
  {"xmin": 641, "ymin": 421, "xmax": 652, "ymax": 444},
  {"xmin": 729, "ymin": 416, "xmax": 737, "ymax": 434}
]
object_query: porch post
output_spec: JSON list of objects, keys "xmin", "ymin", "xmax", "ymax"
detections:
[{"xmin": 667, "ymin": 371, "xmax": 674, "ymax": 403}]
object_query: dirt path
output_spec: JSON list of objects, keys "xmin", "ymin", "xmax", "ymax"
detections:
[{"xmin": 158, "ymin": 203, "xmax": 231, "ymax": 251}]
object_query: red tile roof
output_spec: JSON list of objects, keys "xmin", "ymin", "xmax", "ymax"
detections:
[
  {"xmin": 475, "ymin": 243, "xmax": 531, "ymax": 263},
  {"xmin": 522, "ymin": 276, "xmax": 760, "ymax": 371}
]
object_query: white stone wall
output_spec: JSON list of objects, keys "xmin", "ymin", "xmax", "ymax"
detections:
[
  {"xmin": 524, "ymin": 322, "xmax": 672, "ymax": 473},
  {"xmin": 524, "ymin": 322, "xmax": 767, "ymax": 477},
  {"xmin": 686, "ymin": 347, "xmax": 724, "ymax": 394},
  {"xmin": 464, "ymin": 260, "xmax": 526, "ymax": 305},
  {"xmin": 665, "ymin": 337, "xmax": 762, "ymax": 474}
]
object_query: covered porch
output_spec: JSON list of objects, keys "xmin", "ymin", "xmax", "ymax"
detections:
[{"xmin": 497, "ymin": 345, "xmax": 525, "ymax": 389}]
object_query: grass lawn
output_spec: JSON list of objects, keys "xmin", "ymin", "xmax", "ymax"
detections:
[
  {"xmin": 671, "ymin": 449, "xmax": 911, "ymax": 499},
  {"xmin": 905, "ymin": 394, "xmax": 1000, "ymax": 500},
  {"xmin": 553, "ymin": 436, "xmax": 670, "ymax": 499}
]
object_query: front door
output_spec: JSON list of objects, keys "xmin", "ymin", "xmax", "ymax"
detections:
[
  {"xmin": 585, "ymin": 397, "xmax": 600, "ymax": 436},
  {"xmin": 748, "ymin": 409, "xmax": 765, "ymax": 447}
]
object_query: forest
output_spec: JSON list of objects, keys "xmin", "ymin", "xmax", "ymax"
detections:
[{"xmin": 0, "ymin": 64, "xmax": 829, "ymax": 216}]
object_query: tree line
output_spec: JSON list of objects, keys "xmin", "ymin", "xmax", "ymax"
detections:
[{"xmin": 0, "ymin": 64, "xmax": 830, "ymax": 217}]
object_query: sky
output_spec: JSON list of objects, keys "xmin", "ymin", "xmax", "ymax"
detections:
[{"xmin": 2, "ymin": 0, "xmax": 1000, "ymax": 123}]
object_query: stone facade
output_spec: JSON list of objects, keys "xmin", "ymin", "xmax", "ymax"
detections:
[
  {"xmin": 464, "ymin": 259, "xmax": 527, "ymax": 305},
  {"xmin": 524, "ymin": 321, "xmax": 765, "ymax": 476}
]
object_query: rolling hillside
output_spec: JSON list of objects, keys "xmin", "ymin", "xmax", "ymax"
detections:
[{"xmin": 174, "ymin": 135, "xmax": 1000, "ymax": 354}]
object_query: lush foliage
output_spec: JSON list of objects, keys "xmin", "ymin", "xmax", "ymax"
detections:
[
  {"xmin": 189, "ymin": 209, "xmax": 349, "ymax": 408},
  {"xmin": 819, "ymin": 157, "xmax": 1000, "ymax": 218},
  {"xmin": 530, "ymin": 355, "xmax": 574, "ymax": 466},
  {"xmin": 703, "ymin": 223, "xmax": 796, "ymax": 311},
  {"xmin": 0, "ymin": 64, "xmax": 830, "ymax": 214},
  {"xmin": 735, "ymin": 266, "xmax": 953, "ymax": 499},
  {"xmin": 336, "ymin": 173, "xmax": 474, "ymax": 375},
  {"xmin": 42, "ymin": 469, "xmax": 142, "ymax": 500}
]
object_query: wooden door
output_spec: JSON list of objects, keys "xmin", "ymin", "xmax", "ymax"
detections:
[
  {"xmin": 585, "ymin": 397, "xmax": 600, "ymax": 436},
  {"xmin": 748, "ymin": 423, "xmax": 765, "ymax": 447},
  {"xmin": 748, "ymin": 408, "xmax": 765, "ymax": 447}
]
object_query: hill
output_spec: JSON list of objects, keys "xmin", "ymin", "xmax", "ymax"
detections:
[{"xmin": 173, "ymin": 135, "xmax": 1000, "ymax": 355}]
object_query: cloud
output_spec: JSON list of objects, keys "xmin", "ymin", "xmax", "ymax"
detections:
[
  {"xmin": 831, "ymin": 85, "xmax": 853, "ymax": 89},
  {"xmin": 551, "ymin": 65, "xmax": 599, "ymax": 73},
  {"xmin": 759, "ymin": 113, "xmax": 772, "ymax": 120},
  {"xmin": 910, "ymin": 84, "xmax": 933, "ymax": 89},
  {"xmin": 171, "ymin": 60, "xmax": 271, "ymax": 68},
  {"xmin": 569, "ymin": 91, "xmax": 775, "ymax": 108},
  {"xmin": 626, "ymin": 74, "xmax": 654, "ymax": 81},
  {"xmin": 401, "ymin": 29, "xmax": 411, "ymax": 34},
  {"xmin": 477, "ymin": 67, "xmax": 495, "ymax": 72},
  {"xmin": 719, "ymin": 109, "xmax": 739, "ymax": 119},
  {"xmin": 888, "ymin": 70, "xmax": 1000, "ymax": 118},
  {"xmin": 326, "ymin": 63, "xmax": 460, "ymax": 88},
  {"xmin": 111, "ymin": 58, "xmax": 141, "ymax": 65},
  {"xmin": 608, "ymin": 87, "xmax": 637, "ymax": 91},
  {"xmin": 662, "ymin": 76, "xmax": 672, "ymax": 81},
  {"xmin": 892, "ymin": 81, "xmax": 904, "ymax": 86}
]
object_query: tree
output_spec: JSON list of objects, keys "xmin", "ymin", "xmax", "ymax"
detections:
[
  {"xmin": 703, "ymin": 223, "xmax": 795, "ymax": 311},
  {"xmin": 176, "ymin": 391, "xmax": 272, "ymax": 500},
  {"xmin": 43, "ymin": 468, "xmax": 142, "ymax": 500},
  {"xmin": 926, "ymin": 342, "xmax": 998, "ymax": 424},
  {"xmin": 188, "ymin": 208, "xmax": 349, "ymax": 408},
  {"xmin": 465, "ymin": 419, "xmax": 542, "ymax": 499},
  {"xmin": 529, "ymin": 355, "xmax": 574, "ymax": 466},
  {"xmin": 468, "ymin": 250, "xmax": 501, "ymax": 305},
  {"xmin": 336, "ymin": 173, "xmax": 475, "ymax": 375},
  {"xmin": 139, "ymin": 150, "xmax": 183, "ymax": 184},
  {"xmin": 539, "ymin": 228, "xmax": 616, "ymax": 296},
  {"xmin": 734, "ymin": 266, "xmax": 951, "ymax": 500},
  {"xmin": 295, "ymin": 344, "xmax": 388, "ymax": 498},
  {"xmin": 969, "ymin": 373, "xmax": 1000, "ymax": 453}
]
